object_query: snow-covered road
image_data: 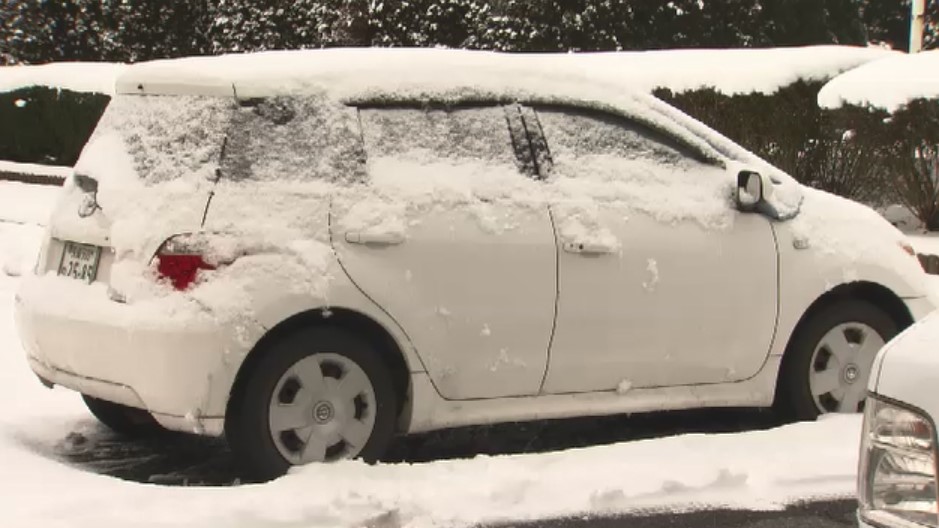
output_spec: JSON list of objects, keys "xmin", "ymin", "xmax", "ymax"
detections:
[{"xmin": 0, "ymin": 181, "xmax": 866, "ymax": 528}]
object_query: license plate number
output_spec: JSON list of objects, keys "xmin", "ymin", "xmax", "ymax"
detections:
[{"xmin": 58, "ymin": 242, "xmax": 102, "ymax": 283}]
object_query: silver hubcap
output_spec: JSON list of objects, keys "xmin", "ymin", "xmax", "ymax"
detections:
[
  {"xmin": 809, "ymin": 322, "xmax": 884, "ymax": 413},
  {"xmin": 268, "ymin": 353, "xmax": 376, "ymax": 465}
]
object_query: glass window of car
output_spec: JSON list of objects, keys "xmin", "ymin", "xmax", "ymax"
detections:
[
  {"xmin": 535, "ymin": 105, "xmax": 734, "ymax": 221},
  {"xmin": 534, "ymin": 106, "xmax": 713, "ymax": 180},
  {"xmin": 223, "ymin": 96, "xmax": 366, "ymax": 184},
  {"xmin": 358, "ymin": 105, "xmax": 521, "ymax": 182}
]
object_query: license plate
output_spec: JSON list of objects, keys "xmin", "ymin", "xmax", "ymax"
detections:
[{"xmin": 58, "ymin": 241, "xmax": 102, "ymax": 283}]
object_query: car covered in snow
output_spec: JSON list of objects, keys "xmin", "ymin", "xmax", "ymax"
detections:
[
  {"xmin": 858, "ymin": 310, "xmax": 939, "ymax": 528},
  {"xmin": 13, "ymin": 48, "xmax": 935, "ymax": 480}
]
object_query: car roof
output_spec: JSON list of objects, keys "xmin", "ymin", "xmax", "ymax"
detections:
[
  {"xmin": 116, "ymin": 48, "xmax": 731, "ymax": 161},
  {"xmin": 110, "ymin": 47, "xmax": 809, "ymax": 182},
  {"xmin": 115, "ymin": 47, "xmax": 647, "ymax": 104}
]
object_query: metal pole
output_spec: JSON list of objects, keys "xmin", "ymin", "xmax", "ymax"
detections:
[{"xmin": 911, "ymin": 0, "xmax": 926, "ymax": 53}]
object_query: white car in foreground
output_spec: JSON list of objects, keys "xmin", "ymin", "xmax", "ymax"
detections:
[
  {"xmin": 13, "ymin": 48, "xmax": 935, "ymax": 480},
  {"xmin": 859, "ymin": 310, "xmax": 939, "ymax": 528}
]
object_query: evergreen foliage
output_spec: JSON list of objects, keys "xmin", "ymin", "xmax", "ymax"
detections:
[
  {"xmin": 0, "ymin": 86, "xmax": 109, "ymax": 166},
  {"xmin": 6, "ymin": 0, "xmax": 932, "ymax": 64}
]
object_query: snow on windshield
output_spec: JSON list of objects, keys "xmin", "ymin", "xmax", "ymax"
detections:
[
  {"xmin": 223, "ymin": 95, "xmax": 366, "ymax": 184},
  {"xmin": 537, "ymin": 107, "xmax": 735, "ymax": 231},
  {"xmin": 84, "ymin": 94, "xmax": 231, "ymax": 185},
  {"xmin": 339, "ymin": 105, "xmax": 540, "ymax": 238},
  {"xmin": 68, "ymin": 95, "xmax": 231, "ymax": 256},
  {"xmin": 362, "ymin": 106, "xmax": 519, "ymax": 168}
]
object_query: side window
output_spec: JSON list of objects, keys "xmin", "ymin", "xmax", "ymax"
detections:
[
  {"xmin": 223, "ymin": 96, "xmax": 366, "ymax": 184},
  {"xmin": 358, "ymin": 105, "xmax": 522, "ymax": 182},
  {"xmin": 535, "ymin": 106, "xmax": 708, "ymax": 181}
]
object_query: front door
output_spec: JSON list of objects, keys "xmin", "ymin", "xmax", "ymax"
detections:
[
  {"xmin": 532, "ymin": 105, "xmax": 779, "ymax": 394},
  {"xmin": 331, "ymin": 104, "xmax": 557, "ymax": 400}
]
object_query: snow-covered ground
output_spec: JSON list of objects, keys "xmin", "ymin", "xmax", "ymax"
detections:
[
  {"xmin": 1, "ymin": 182, "xmax": 866, "ymax": 527},
  {"xmin": 910, "ymin": 233, "xmax": 939, "ymax": 257}
]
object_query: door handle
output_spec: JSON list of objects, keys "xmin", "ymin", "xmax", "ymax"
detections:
[
  {"xmin": 563, "ymin": 241, "xmax": 614, "ymax": 255},
  {"xmin": 344, "ymin": 231, "xmax": 406, "ymax": 246}
]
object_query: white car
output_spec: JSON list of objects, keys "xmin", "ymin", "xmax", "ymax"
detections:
[
  {"xmin": 13, "ymin": 49, "xmax": 934, "ymax": 480},
  {"xmin": 858, "ymin": 310, "xmax": 939, "ymax": 528}
]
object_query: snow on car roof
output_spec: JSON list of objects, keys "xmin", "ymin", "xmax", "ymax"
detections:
[
  {"xmin": 0, "ymin": 62, "xmax": 126, "ymax": 95},
  {"xmin": 818, "ymin": 49, "xmax": 939, "ymax": 111},
  {"xmin": 115, "ymin": 45, "xmax": 894, "ymax": 100}
]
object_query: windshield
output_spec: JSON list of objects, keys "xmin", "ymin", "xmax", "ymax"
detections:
[{"xmin": 76, "ymin": 94, "xmax": 232, "ymax": 186}]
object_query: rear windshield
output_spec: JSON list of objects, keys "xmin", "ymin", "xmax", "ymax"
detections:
[
  {"xmin": 81, "ymin": 94, "xmax": 366, "ymax": 186},
  {"xmin": 86, "ymin": 94, "xmax": 232, "ymax": 184}
]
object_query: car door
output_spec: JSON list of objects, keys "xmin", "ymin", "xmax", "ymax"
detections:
[
  {"xmin": 530, "ymin": 105, "xmax": 779, "ymax": 394},
  {"xmin": 330, "ymin": 104, "xmax": 556, "ymax": 400}
]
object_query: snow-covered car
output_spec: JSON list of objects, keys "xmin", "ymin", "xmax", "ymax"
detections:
[
  {"xmin": 858, "ymin": 311, "xmax": 939, "ymax": 528},
  {"xmin": 13, "ymin": 49, "xmax": 935, "ymax": 480}
]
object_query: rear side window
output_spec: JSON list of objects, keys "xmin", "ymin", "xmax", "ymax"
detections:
[
  {"xmin": 89, "ymin": 95, "xmax": 232, "ymax": 184},
  {"xmin": 358, "ymin": 106, "xmax": 520, "ymax": 181},
  {"xmin": 223, "ymin": 96, "xmax": 366, "ymax": 184}
]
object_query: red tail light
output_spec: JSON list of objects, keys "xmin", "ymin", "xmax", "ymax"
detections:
[{"xmin": 156, "ymin": 253, "xmax": 215, "ymax": 291}]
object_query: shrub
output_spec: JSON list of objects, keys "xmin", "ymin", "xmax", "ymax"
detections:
[
  {"xmin": 877, "ymin": 99, "xmax": 939, "ymax": 228},
  {"xmin": 655, "ymin": 82, "xmax": 897, "ymax": 206},
  {"xmin": 0, "ymin": 86, "xmax": 109, "ymax": 166}
]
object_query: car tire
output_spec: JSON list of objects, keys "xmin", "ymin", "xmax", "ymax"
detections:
[
  {"xmin": 775, "ymin": 299, "xmax": 898, "ymax": 421},
  {"xmin": 226, "ymin": 327, "xmax": 398, "ymax": 482},
  {"xmin": 81, "ymin": 394, "xmax": 165, "ymax": 437}
]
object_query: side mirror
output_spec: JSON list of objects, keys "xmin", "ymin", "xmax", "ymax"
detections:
[{"xmin": 736, "ymin": 170, "xmax": 773, "ymax": 212}]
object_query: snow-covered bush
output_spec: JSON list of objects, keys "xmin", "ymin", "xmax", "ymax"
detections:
[
  {"xmin": 654, "ymin": 81, "xmax": 895, "ymax": 205},
  {"xmin": 818, "ymin": 49, "xmax": 939, "ymax": 230},
  {"xmin": 868, "ymin": 99, "xmax": 939, "ymax": 229}
]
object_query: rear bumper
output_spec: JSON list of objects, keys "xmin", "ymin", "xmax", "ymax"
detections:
[
  {"xmin": 26, "ymin": 356, "xmax": 224, "ymax": 435},
  {"xmin": 13, "ymin": 276, "xmax": 251, "ymax": 436}
]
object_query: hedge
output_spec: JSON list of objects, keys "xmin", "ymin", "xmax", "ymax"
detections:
[{"xmin": 0, "ymin": 86, "xmax": 109, "ymax": 167}]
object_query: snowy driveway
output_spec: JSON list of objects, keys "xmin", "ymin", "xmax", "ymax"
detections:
[{"xmin": 0, "ymin": 182, "xmax": 865, "ymax": 527}]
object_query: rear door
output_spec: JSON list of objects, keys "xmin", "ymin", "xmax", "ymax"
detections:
[{"xmin": 331, "ymin": 104, "xmax": 556, "ymax": 400}]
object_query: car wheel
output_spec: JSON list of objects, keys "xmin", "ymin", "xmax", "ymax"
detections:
[
  {"xmin": 81, "ymin": 394, "xmax": 165, "ymax": 437},
  {"xmin": 226, "ymin": 327, "xmax": 398, "ymax": 481},
  {"xmin": 776, "ymin": 299, "xmax": 898, "ymax": 421}
]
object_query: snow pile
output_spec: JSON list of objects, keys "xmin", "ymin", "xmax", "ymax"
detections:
[
  {"xmin": 0, "ymin": 62, "xmax": 125, "ymax": 95},
  {"xmin": 567, "ymin": 45, "xmax": 896, "ymax": 95},
  {"xmin": 818, "ymin": 49, "xmax": 939, "ymax": 111},
  {"xmin": 910, "ymin": 233, "xmax": 939, "ymax": 256},
  {"xmin": 0, "ymin": 182, "xmax": 60, "ymax": 277},
  {"xmin": 0, "ymin": 160, "xmax": 72, "ymax": 179},
  {"xmin": 0, "ymin": 181, "xmax": 60, "ymax": 226}
]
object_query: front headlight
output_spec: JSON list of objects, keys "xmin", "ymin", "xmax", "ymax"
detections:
[{"xmin": 860, "ymin": 396, "xmax": 939, "ymax": 528}]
